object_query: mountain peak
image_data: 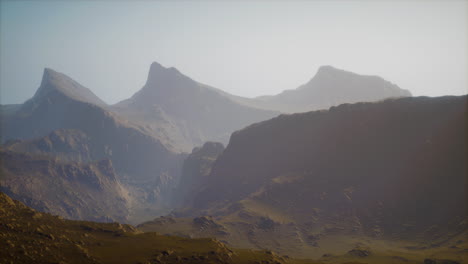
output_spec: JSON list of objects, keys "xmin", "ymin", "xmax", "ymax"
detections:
[
  {"xmin": 146, "ymin": 62, "xmax": 182, "ymax": 85},
  {"xmin": 314, "ymin": 65, "xmax": 352, "ymax": 79},
  {"xmin": 149, "ymin": 61, "xmax": 165, "ymax": 72},
  {"xmin": 317, "ymin": 65, "xmax": 340, "ymax": 72},
  {"xmin": 31, "ymin": 68, "xmax": 106, "ymax": 106},
  {"xmin": 40, "ymin": 68, "xmax": 62, "ymax": 87}
]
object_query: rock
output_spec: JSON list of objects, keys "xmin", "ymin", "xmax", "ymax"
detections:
[
  {"xmin": 257, "ymin": 217, "xmax": 275, "ymax": 230},
  {"xmin": 348, "ymin": 248, "xmax": 371, "ymax": 257}
]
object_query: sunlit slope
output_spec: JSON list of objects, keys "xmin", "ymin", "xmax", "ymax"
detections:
[{"xmin": 0, "ymin": 191, "xmax": 317, "ymax": 264}]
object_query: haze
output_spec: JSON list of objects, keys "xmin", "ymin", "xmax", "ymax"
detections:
[{"xmin": 0, "ymin": 0, "xmax": 466, "ymax": 105}]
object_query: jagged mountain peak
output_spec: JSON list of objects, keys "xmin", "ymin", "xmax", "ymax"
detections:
[
  {"xmin": 31, "ymin": 68, "xmax": 106, "ymax": 106},
  {"xmin": 124, "ymin": 62, "xmax": 203, "ymax": 106},
  {"xmin": 146, "ymin": 61, "xmax": 185, "ymax": 86}
]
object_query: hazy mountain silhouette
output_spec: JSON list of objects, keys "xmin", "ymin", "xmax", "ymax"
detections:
[
  {"xmin": 232, "ymin": 66, "xmax": 411, "ymax": 113},
  {"xmin": 113, "ymin": 62, "xmax": 279, "ymax": 151},
  {"xmin": 142, "ymin": 95, "xmax": 467, "ymax": 259}
]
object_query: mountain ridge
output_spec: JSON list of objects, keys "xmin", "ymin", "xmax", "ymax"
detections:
[{"xmin": 235, "ymin": 65, "xmax": 411, "ymax": 113}]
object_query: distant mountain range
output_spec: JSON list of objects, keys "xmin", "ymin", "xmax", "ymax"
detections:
[
  {"xmin": 1, "ymin": 61, "xmax": 466, "ymax": 262},
  {"xmin": 0, "ymin": 62, "xmax": 412, "ymax": 225}
]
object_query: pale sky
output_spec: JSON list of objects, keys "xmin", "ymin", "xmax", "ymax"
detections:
[{"xmin": 1, "ymin": 0, "xmax": 467, "ymax": 105}]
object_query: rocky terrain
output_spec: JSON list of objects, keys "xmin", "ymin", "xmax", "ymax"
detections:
[
  {"xmin": 0, "ymin": 191, "xmax": 301, "ymax": 264},
  {"xmin": 0, "ymin": 150, "xmax": 130, "ymax": 223},
  {"xmin": 140, "ymin": 95, "xmax": 468, "ymax": 262}
]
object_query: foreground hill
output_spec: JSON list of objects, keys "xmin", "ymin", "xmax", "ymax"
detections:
[
  {"xmin": 0, "ymin": 191, "xmax": 314, "ymax": 264},
  {"xmin": 142, "ymin": 95, "xmax": 467, "ymax": 261},
  {"xmin": 113, "ymin": 62, "xmax": 279, "ymax": 151},
  {"xmin": 232, "ymin": 66, "xmax": 411, "ymax": 113}
]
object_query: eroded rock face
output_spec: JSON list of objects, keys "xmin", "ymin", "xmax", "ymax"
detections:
[
  {"xmin": 0, "ymin": 150, "xmax": 130, "ymax": 223},
  {"xmin": 174, "ymin": 142, "xmax": 225, "ymax": 207}
]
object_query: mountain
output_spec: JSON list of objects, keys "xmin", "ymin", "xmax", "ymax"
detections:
[
  {"xmin": 0, "ymin": 69, "xmax": 186, "ymax": 224},
  {"xmin": 0, "ymin": 191, "xmax": 297, "ymax": 264},
  {"xmin": 0, "ymin": 149, "xmax": 131, "ymax": 223},
  {"xmin": 32, "ymin": 68, "xmax": 107, "ymax": 106},
  {"xmin": 1, "ymin": 68, "xmax": 106, "ymax": 142},
  {"xmin": 113, "ymin": 62, "xmax": 279, "ymax": 151},
  {"xmin": 174, "ymin": 142, "xmax": 225, "ymax": 207},
  {"xmin": 141, "ymin": 95, "xmax": 467, "ymax": 260},
  {"xmin": 232, "ymin": 66, "xmax": 411, "ymax": 113}
]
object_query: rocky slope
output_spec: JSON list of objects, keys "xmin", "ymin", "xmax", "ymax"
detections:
[
  {"xmin": 141, "ymin": 95, "xmax": 467, "ymax": 260},
  {"xmin": 0, "ymin": 191, "xmax": 299, "ymax": 264},
  {"xmin": 0, "ymin": 150, "xmax": 130, "ymax": 223},
  {"xmin": 232, "ymin": 66, "xmax": 411, "ymax": 113}
]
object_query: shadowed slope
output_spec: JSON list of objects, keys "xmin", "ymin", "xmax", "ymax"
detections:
[{"xmin": 199, "ymin": 96, "xmax": 467, "ymax": 234}]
